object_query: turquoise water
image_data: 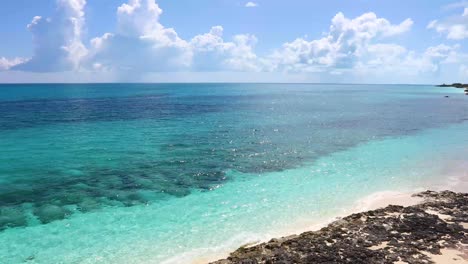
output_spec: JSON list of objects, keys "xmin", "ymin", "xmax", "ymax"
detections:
[{"xmin": 0, "ymin": 83, "xmax": 467, "ymax": 263}]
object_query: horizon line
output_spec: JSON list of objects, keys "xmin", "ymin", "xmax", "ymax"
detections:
[{"xmin": 0, "ymin": 82, "xmax": 436, "ymax": 86}]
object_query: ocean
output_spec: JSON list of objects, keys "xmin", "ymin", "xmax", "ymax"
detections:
[{"xmin": 0, "ymin": 83, "xmax": 467, "ymax": 263}]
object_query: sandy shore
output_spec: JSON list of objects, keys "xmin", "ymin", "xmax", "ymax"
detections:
[
  {"xmin": 211, "ymin": 190, "xmax": 468, "ymax": 264},
  {"xmin": 187, "ymin": 186, "xmax": 467, "ymax": 264},
  {"xmin": 186, "ymin": 190, "xmax": 425, "ymax": 264},
  {"xmin": 182, "ymin": 171, "xmax": 468, "ymax": 264}
]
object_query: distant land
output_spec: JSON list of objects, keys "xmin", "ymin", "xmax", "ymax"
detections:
[{"xmin": 436, "ymin": 83, "xmax": 468, "ymax": 88}]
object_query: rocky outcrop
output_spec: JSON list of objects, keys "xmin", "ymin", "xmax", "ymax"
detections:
[{"xmin": 212, "ymin": 191, "xmax": 468, "ymax": 264}]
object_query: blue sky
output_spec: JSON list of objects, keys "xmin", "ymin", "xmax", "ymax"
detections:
[{"xmin": 0, "ymin": 0, "xmax": 467, "ymax": 83}]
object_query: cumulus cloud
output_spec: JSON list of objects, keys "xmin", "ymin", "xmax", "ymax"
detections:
[
  {"xmin": 4, "ymin": 0, "xmax": 264, "ymax": 74},
  {"xmin": 86, "ymin": 0, "xmax": 260, "ymax": 72},
  {"xmin": 262, "ymin": 12, "xmax": 465, "ymax": 82},
  {"xmin": 190, "ymin": 26, "xmax": 261, "ymax": 71},
  {"xmin": 245, "ymin": 2, "xmax": 258, "ymax": 8},
  {"xmin": 427, "ymin": 6, "xmax": 468, "ymax": 39},
  {"xmin": 87, "ymin": 0, "xmax": 192, "ymax": 72},
  {"xmin": 356, "ymin": 44, "xmax": 462, "ymax": 76},
  {"xmin": 4, "ymin": 0, "xmax": 466, "ymax": 83},
  {"xmin": 364, "ymin": 44, "xmax": 408, "ymax": 67},
  {"xmin": 424, "ymin": 44, "xmax": 461, "ymax": 63},
  {"xmin": 12, "ymin": 0, "xmax": 87, "ymax": 72},
  {"xmin": 265, "ymin": 12, "xmax": 413, "ymax": 72}
]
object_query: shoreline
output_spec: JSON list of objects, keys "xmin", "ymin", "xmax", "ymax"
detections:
[
  {"xmin": 191, "ymin": 173, "xmax": 468, "ymax": 264},
  {"xmin": 165, "ymin": 135, "xmax": 468, "ymax": 264},
  {"xmin": 211, "ymin": 190, "xmax": 468, "ymax": 263},
  {"xmin": 166, "ymin": 190, "xmax": 426, "ymax": 264},
  {"xmin": 185, "ymin": 189, "xmax": 453, "ymax": 264}
]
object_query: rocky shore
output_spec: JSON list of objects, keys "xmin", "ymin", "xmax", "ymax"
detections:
[{"xmin": 212, "ymin": 191, "xmax": 467, "ymax": 264}]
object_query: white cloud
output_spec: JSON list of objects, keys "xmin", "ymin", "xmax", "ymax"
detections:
[
  {"xmin": 87, "ymin": 0, "xmax": 192, "ymax": 72},
  {"xmin": 190, "ymin": 26, "xmax": 261, "ymax": 71},
  {"xmin": 86, "ymin": 0, "xmax": 260, "ymax": 72},
  {"xmin": 330, "ymin": 12, "xmax": 413, "ymax": 38},
  {"xmin": 13, "ymin": 0, "xmax": 87, "ymax": 72},
  {"xmin": 262, "ymin": 12, "xmax": 466, "ymax": 82},
  {"xmin": 3, "ymin": 0, "xmax": 467, "ymax": 84},
  {"xmin": 6, "ymin": 0, "xmax": 263, "ymax": 74},
  {"xmin": 428, "ymin": 6, "xmax": 468, "ymax": 39},
  {"xmin": 265, "ymin": 12, "xmax": 413, "ymax": 72},
  {"xmin": 245, "ymin": 2, "xmax": 258, "ymax": 8},
  {"xmin": 356, "ymin": 44, "xmax": 461, "ymax": 75},
  {"xmin": 427, "ymin": 20, "xmax": 438, "ymax": 29},
  {"xmin": 364, "ymin": 43, "xmax": 408, "ymax": 67},
  {"xmin": 424, "ymin": 44, "xmax": 460, "ymax": 63},
  {"xmin": 0, "ymin": 57, "xmax": 28, "ymax": 71}
]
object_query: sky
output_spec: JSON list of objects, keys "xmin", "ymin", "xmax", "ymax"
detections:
[{"xmin": 0, "ymin": 0, "xmax": 467, "ymax": 83}]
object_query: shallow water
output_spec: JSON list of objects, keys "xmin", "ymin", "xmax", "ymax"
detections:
[{"xmin": 0, "ymin": 83, "xmax": 467, "ymax": 263}]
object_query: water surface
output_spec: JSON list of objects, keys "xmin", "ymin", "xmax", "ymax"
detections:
[{"xmin": 0, "ymin": 83, "xmax": 467, "ymax": 263}]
